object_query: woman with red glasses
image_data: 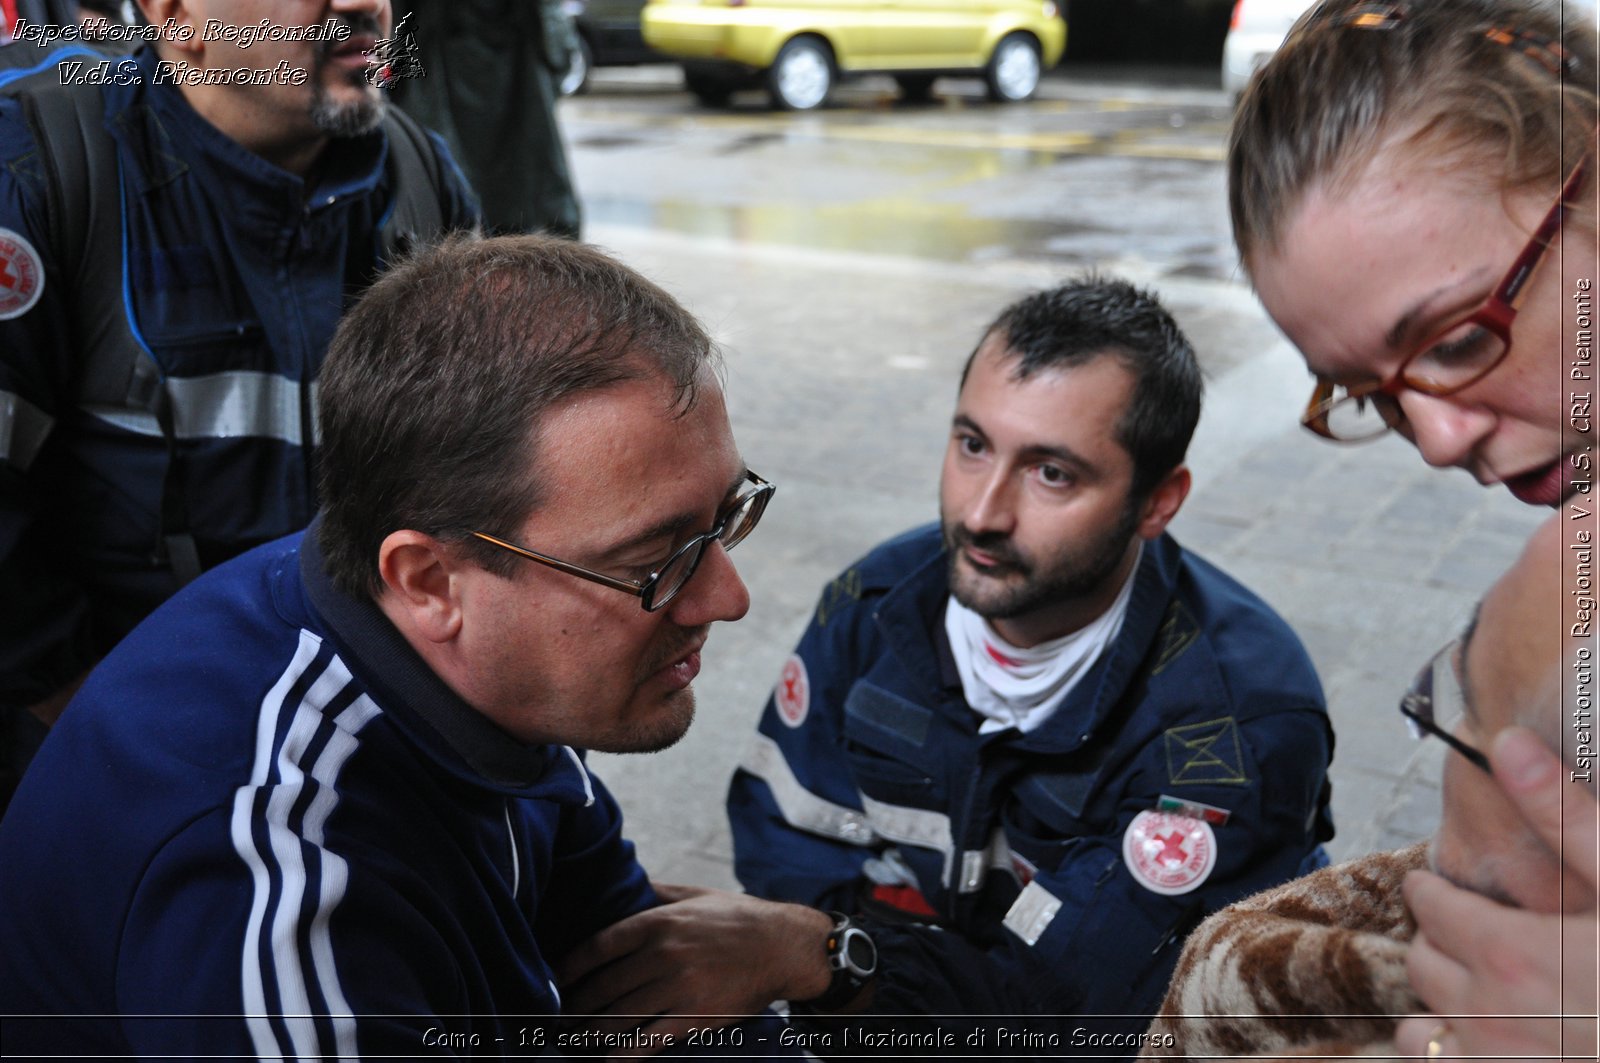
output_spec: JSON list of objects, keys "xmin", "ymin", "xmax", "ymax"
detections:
[
  {"xmin": 1226, "ymin": 1, "xmax": 1597, "ymax": 1060},
  {"xmin": 1233, "ymin": 0, "xmax": 1596, "ymax": 508}
]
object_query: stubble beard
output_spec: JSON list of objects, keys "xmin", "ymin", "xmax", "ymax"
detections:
[
  {"xmin": 606, "ymin": 691, "xmax": 697, "ymax": 755},
  {"xmin": 309, "ymin": 64, "xmax": 384, "ymax": 138},
  {"xmin": 308, "ymin": 16, "xmax": 386, "ymax": 138},
  {"xmin": 942, "ymin": 503, "xmax": 1140, "ymax": 622},
  {"xmin": 597, "ymin": 627, "xmax": 709, "ymax": 754}
]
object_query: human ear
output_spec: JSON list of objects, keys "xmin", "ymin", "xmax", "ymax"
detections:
[
  {"xmin": 1135, "ymin": 465, "xmax": 1191, "ymax": 540},
  {"xmin": 377, "ymin": 530, "xmax": 464, "ymax": 644}
]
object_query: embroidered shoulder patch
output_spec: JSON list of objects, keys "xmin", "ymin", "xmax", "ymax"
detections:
[
  {"xmin": 775, "ymin": 654, "xmax": 810, "ymax": 728},
  {"xmin": 0, "ymin": 228, "xmax": 45, "ymax": 321},
  {"xmin": 1164, "ymin": 716, "xmax": 1248, "ymax": 786},
  {"xmin": 815, "ymin": 568, "xmax": 863, "ymax": 627},
  {"xmin": 1149, "ymin": 600, "xmax": 1201, "ymax": 676}
]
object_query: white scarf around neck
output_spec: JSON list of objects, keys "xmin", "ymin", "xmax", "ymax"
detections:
[{"xmin": 944, "ymin": 545, "xmax": 1141, "ymax": 735}]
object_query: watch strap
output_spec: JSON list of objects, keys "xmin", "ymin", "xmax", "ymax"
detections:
[{"xmin": 798, "ymin": 911, "xmax": 876, "ymax": 1012}]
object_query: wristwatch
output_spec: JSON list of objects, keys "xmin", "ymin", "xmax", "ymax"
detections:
[{"xmin": 802, "ymin": 911, "xmax": 877, "ymax": 1011}]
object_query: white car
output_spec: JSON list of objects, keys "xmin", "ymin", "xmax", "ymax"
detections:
[{"xmin": 1221, "ymin": 0, "xmax": 1316, "ymax": 99}]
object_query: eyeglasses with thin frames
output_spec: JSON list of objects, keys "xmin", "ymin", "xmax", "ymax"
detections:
[
  {"xmin": 1302, "ymin": 143, "xmax": 1594, "ymax": 443},
  {"xmin": 472, "ymin": 470, "xmax": 775, "ymax": 613},
  {"xmin": 1398, "ymin": 637, "xmax": 1491, "ymax": 773}
]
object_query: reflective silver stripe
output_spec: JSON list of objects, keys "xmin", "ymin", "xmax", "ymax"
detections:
[
  {"xmin": 0, "ymin": 388, "xmax": 54, "ymax": 470},
  {"xmin": 83, "ymin": 371, "xmax": 316, "ymax": 446},
  {"xmin": 958, "ymin": 828, "xmax": 1013, "ymax": 894},
  {"xmin": 986, "ymin": 829, "xmax": 1014, "ymax": 873},
  {"xmin": 959, "ymin": 851, "xmax": 986, "ymax": 894},
  {"xmin": 741, "ymin": 734, "xmax": 875, "ymax": 845},
  {"xmin": 858, "ymin": 795, "xmax": 962, "ymax": 889},
  {"xmin": 859, "ymin": 801, "xmax": 1014, "ymax": 894},
  {"xmin": 860, "ymin": 794, "xmax": 953, "ymax": 856},
  {"xmin": 1003, "ymin": 880, "xmax": 1063, "ymax": 947},
  {"xmin": 744, "ymin": 736, "xmax": 1005, "ymax": 894}
]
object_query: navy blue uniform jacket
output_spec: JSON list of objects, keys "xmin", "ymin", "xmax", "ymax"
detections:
[{"xmin": 728, "ymin": 525, "xmax": 1334, "ymax": 1050}]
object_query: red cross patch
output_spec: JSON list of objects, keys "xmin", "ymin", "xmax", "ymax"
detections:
[
  {"xmin": 775, "ymin": 654, "xmax": 809, "ymax": 728},
  {"xmin": 0, "ymin": 228, "xmax": 43, "ymax": 321},
  {"xmin": 1122, "ymin": 810, "xmax": 1216, "ymax": 896}
]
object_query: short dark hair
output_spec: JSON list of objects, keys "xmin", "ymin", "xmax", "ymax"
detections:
[
  {"xmin": 317, "ymin": 234, "xmax": 717, "ymax": 599},
  {"xmin": 963, "ymin": 275, "xmax": 1203, "ymax": 501}
]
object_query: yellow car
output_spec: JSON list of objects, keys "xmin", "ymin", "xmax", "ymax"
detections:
[{"xmin": 642, "ymin": 0, "xmax": 1065, "ymax": 110}]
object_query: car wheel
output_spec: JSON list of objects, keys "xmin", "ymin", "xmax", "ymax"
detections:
[
  {"xmin": 684, "ymin": 67, "xmax": 735, "ymax": 107},
  {"xmin": 767, "ymin": 37, "xmax": 832, "ymax": 111},
  {"xmin": 560, "ymin": 35, "xmax": 593, "ymax": 96},
  {"xmin": 894, "ymin": 74, "xmax": 936, "ymax": 102},
  {"xmin": 985, "ymin": 32, "xmax": 1041, "ymax": 103}
]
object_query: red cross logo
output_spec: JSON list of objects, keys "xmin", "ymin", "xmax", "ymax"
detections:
[
  {"xmin": 775, "ymin": 655, "xmax": 809, "ymax": 727},
  {"xmin": 1154, "ymin": 831, "xmax": 1189, "ymax": 867},
  {"xmin": 1122, "ymin": 810, "xmax": 1217, "ymax": 896},
  {"xmin": 0, "ymin": 229, "xmax": 43, "ymax": 320}
]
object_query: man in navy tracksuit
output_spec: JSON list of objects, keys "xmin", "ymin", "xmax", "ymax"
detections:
[
  {"xmin": 0, "ymin": 0, "xmax": 479, "ymax": 807},
  {"xmin": 717, "ymin": 278, "xmax": 1334, "ymax": 1054},
  {"xmin": 0, "ymin": 236, "xmax": 802, "ymax": 1057}
]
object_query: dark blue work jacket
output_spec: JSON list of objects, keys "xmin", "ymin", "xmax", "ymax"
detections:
[
  {"xmin": 0, "ymin": 46, "xmax": 479, "ymax": 705},
  {"xmin": 728, "ymin": 525, "xmax": 1334, "ymax": 1054}
]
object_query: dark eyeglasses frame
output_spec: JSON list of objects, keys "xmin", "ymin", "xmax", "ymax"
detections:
[
  {"xmin": 1398, "ymin": 637, "xmax": 1491, "ymax": 774},
  {"xmin": 472, "ymin": 471, "xmax": 774, "ymax": 613},
  {"xmin": 1302, "ymin": 144, "xmax": 1594, "ymax": 443}
]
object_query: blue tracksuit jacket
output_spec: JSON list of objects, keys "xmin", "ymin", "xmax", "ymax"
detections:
[
  {"xmin": 728, "ymin": 525, "xmax": 1335, "ymax": 1055},
  {"xmin": 0, "ymin": 528, "xmax": 792, "ymax": 1058}
]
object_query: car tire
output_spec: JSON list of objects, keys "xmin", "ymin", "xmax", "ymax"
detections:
[
  {"xmin": 684, "ymin": 67, "xmax": 736, "ymax": 107},
  {"xmin": 894, "ymin": 74, "xmax": 936, "ymax": 102},
  {"xmin": 767, "ymin": 36, "xmax": 832, "ymax": 111},
  {"xmin": 985, "ymin": 32, "xmax": 1041, "ymax": 103},
  {"xmin": 560, "ymin": 35, "xmax": 593, "ymax": 96}
]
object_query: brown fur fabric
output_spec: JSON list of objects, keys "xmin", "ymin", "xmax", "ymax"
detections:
[{"xmin": 1139, "ymin": 843, "xmax": 1429, "ymax": 1061}]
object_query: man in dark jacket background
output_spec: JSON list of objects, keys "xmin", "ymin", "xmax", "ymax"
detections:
[{"xmin": 0, "ymin": 0, "xmax": 479, "ymax": 809}]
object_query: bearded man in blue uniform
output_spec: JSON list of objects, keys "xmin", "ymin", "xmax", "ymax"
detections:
[{"xmin": 709, "ymin": 277, "xmax": 1334, "ymax": 1052}]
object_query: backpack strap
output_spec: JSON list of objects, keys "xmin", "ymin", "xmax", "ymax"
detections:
[
  {"xmin": 377, "ymin": 103, "xmax": 447, "ymax": 263},
  {"xmin": 19, "ymin": 81, "xmax": 199, "ymax": 584},
  {"xmin": 17, "ymin": 79, "xmax": 158, "ymax": 409},
  {"xmin": 18, "ymin": 84, "xmax": 96, "ymax": 301}
]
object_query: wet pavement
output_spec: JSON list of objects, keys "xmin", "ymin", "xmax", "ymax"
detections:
[
  {"xmin": 560, "ymin": 68, "xmax": 1545, "ymax": 889},
  {"xmin": 568, "ymin": 64, "xmax": 1240, "ymax": 284}
]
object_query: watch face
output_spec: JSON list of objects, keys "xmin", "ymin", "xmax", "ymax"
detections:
[{"xmin": 842, "ymin": 927, "xmax": 877, "ymax": 976}]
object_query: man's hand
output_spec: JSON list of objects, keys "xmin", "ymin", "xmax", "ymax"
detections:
[
  {"xmin": 1395, "ymin": 727, "xmax": 1599, "ymax": 1062},
  {"xmin": 557, "ymin": 884, "xmax": 836, "ymax": 1055}
]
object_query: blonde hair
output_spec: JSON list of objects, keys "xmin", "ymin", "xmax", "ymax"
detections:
[{"xmin": 1229, "ymin": 0, "xmax": 1597, "ymax": 266}]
